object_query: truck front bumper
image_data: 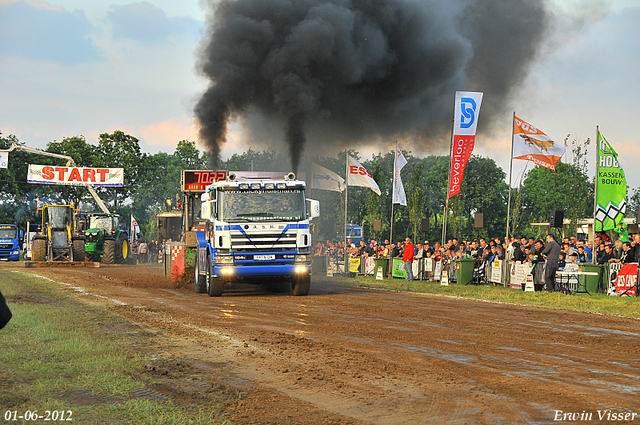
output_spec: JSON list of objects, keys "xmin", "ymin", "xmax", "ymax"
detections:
[{"xmin": 214, "ymin": 263, "xmax": 310, "ymax": 279}]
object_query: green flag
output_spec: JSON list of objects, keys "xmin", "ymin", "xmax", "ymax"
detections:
[{"xmin": 595, "ymin": 131, "xmax": 626, "ymax": 232}]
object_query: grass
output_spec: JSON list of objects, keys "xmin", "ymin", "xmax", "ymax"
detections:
[
  {"xmin": 318, "ymin": 274, "xmax": 640, "ymax": 319},
  {"xmin": 0, "ymin": 269, "xmax": 226, "ymax": 424}
]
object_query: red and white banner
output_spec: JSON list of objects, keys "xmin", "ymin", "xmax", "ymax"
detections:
[
  {"xmin": 614, "ymin": 263, "xmax": 637, "ymax": 296},
  {"xmin": 27, "ymin": 164, "xmax": 124, "ymax": 187},
  {"xmin": 448, "ymin": 91, "xmax": 483, "ymax": 198},
  {"xmin": 347, "ymin": 156, "xmax": 381, "ymax": 195},
  {"xmin": 513, "ymin": 116, "xmax": 565, "ymax": 172}
]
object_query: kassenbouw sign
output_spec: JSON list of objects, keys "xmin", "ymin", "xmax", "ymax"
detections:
[{"xmin": 27, "ymin": 164, "xmax": 124, "ymax": 187}]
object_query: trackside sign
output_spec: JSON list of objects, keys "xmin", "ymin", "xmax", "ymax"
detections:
[{"xmin": 27, "ymin": 164, "xmax": 124, "ymax": 187}]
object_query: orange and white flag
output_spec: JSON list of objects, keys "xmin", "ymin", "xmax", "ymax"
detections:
[{"xmin": 512, "ymin": 116, "xmax": 566, "ymax": 171}]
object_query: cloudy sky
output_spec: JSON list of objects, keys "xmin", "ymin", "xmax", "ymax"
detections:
[{"xmin": 1, "ymin": 0, "xmax": 639, "ymax": 188}]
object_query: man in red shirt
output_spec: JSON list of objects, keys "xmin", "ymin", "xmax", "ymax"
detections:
[{"xmin": 403, "ymin": 237, "xmax": 415, "ymax": 282}]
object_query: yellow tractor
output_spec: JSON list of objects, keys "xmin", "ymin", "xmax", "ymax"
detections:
[{"xmin": 32, "ymin": 204, "xmax": 85, "ymax": 262}]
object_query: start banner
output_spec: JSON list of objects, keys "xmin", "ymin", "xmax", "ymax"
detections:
[{"xmin": 28, "ymin": 164, "xmax": 124, "ymax": 187}]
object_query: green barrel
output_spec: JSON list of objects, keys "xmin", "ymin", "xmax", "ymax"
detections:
[
  {"xmin": 374, "ymin": 258, "xmax": 389, "ymax": 279},
  {"xmin": 578, "ymin": 263, "xmax": 604, "ymax": 294},
  {"xmin": 457, "ymin": 257, "xmax": 476, "ymax": 285}
]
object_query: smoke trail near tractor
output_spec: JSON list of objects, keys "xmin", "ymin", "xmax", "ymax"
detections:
[{"xmin": 195, "ymin": 0, "xmax": 549, "ymax": 172}]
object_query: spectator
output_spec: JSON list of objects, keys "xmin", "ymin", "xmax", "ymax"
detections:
[
  {"xmin": 512, "ymin": 242, "xmax": 525, "ymax": 263},
  {"xmin": 576, "ymin": 246, "xmax": 588, "ymax": 263},
  {"xmin": 138, "ymin": 239, "xmax": 149, "ymax": 263},
  {"xmin": 403, "ymin": 237, "xmax": 414, "ymax": 282},
  {"xmin": 619, "ymin": 241, "xmax": 634, "ymax": 264},
  {"xmin": 541, "ymin": 234, "xmax": 561, "ymax": 293},
  {"xmin": 597, "ymin": 244, "xmax": 614, "ymax": 264}
]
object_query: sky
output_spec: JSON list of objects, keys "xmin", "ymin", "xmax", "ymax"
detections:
[{"xmin": 1, "ymin": 0, "xmax": 639, "ymax": 190}]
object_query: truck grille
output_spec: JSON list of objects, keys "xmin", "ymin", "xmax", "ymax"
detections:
[
  {"xmin": 0, "ymin": 243, "xmax": 12, "ymax": 250},
  {"xmin": 231, "ymin": 232, "xmax": 297, "ymax": 252}
]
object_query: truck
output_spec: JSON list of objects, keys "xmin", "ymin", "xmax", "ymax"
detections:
[
  {"xmin": 194, "ymin": 172, "xmax": 320, "ymax": 297},
  {"xmin": 0, "ymin": 224, "xmax": 22, "ymax": 261}
]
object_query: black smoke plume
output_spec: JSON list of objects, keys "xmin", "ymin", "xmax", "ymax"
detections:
[{"xmin": 195, "ymin": 0, "xmax": 549, "ymax": 172}]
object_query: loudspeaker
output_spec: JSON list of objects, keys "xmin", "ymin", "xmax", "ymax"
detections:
[
  {"xmin": 420, "ymin": 218, "xmax": 429, "ymax": 232},
  {"xmin": 373, "ymin": 219, "xmax": 382, "ymax": 232},
  {"xmin": 628, "ymin": 224, "xmax": 639, "ymax": 234},
  {"xmin": 474, "ymin": 213, "xmax": 483, "ymax": 229},
  {"xmin": 549, "ymin": 209, "xmax": 564, "ymax": 228}
]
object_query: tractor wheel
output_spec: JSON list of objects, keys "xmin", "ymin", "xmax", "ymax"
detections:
[
  {"xmin": 103, "ymin": 239, "xmax": 116, "ymax": 264},
  {"xmin": 32, "ymin": 238, "xmax": 47, "ymax": 262},
  {"xmin": 116, "ymin": 238, "xmax": 128, "ymax": 264},
  {"xmin": 292, "ymin": 274, "xmax": 311, "ymax": 296},
  {"xmin": 194, "ymin": 252, "xmax": 206, "ymax": 293},
  {"xmin": 206, "ymin": 254, "xmax": 224, "ymax": 297},
  {"xmin": 72, "ymin": 239, "xmax": 86, "ymax": 262}
]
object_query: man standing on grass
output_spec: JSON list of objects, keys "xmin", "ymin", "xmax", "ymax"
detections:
[
  {"xmin": 403, "ymin": 237, "xmax": 414, "ymax": 282},
  {"xmin": 541, "ymin": 234, "xmax": 561, "ymax": 292}
]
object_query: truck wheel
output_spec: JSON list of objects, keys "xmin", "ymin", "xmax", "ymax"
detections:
[
  {"xmin": 32, "ymin": 238, "xmax": 46, "ymax": 262},
  {"xmin": 206, "ymin": 255, "xmax": 224, "ymax": 297},
  {"xmin": 194, "ymin": 252, "xmax": 206, "ymax": 293},
  {"xmin": 292, "ymin": 275, "xmax": 311, "ymax": 296},
  {"xmin": 103, "ymin": 239, "xmax": 116, "ymax": 264},
  {"xmin": 72, "ymin": 239, "xmax": 86, "ymax": 262}
]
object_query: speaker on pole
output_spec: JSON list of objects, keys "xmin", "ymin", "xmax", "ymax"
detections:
[
  {"xmin": 373, "ymin": 219, "xmax": 382, "ymax": 232},
  {"xmin": 420, "ymin": 218, "xmax": 429, "ymax": 232},
  {"xmin": 549, "ymin": 210, "xmax": 564, "ymax": 228},
  {"xmin": 474, "ymin": 213, "xmax": 483, "ymax": 229}
]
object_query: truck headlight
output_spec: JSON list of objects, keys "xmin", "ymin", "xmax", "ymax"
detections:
[
  {"xmin": 12, "ymin": 251, "xmax": 19, "ymax": 255},
  {"xmin": 215, "ymin": 256, "xmax": 234, "ymax": 264},
  {"xmin": 295, "ymin": 265, "xmax": 307, "ymax": 273},
  {"xmin": 295, "ymin": 255, "xmax": 309, "ymax": 263}
]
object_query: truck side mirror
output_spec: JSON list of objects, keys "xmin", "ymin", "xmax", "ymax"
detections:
[
  {"xmin": 307, "ymin": 199, "xmax": 320, "ymax": 219},
  {"xmin": 20, "ymin": 230, "xmax": 24, "ymax": 239}
]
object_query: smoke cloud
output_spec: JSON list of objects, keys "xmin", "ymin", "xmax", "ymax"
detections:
[{"xmin": 195, "ymin": 0, "xmax": 550, "ymax": 172}]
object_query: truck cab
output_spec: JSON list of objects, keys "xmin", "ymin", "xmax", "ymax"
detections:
[
  {"xmin": 194, "ymin": 172, "xmax": 320, "ymax": 297},
  {"xmin": 0, "ymin": 224, "xmax": 21, "ymax": 261}
]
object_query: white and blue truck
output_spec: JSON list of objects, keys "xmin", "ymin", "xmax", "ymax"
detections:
[
  {"xmin": 0, "ymin": 224, "xmax": 22, "ymax": 261},
  {"xmin": 194, "ymin": 172, "xmax": 319, "ymax": 297}
]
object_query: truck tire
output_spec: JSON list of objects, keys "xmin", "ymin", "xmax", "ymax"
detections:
[
  {"xmin": 206, "ymin": 255, "xmax": 224, "ymax": 297},
  {"xmin": 194, "ymin": 252, "xmax": 206, "ymax": 293},
  {"xmin": 116, "ymin": 238, "xmax": 128, "ymax": 264},
  {"xmin": 32, "ymin": 238, "xmax": 47, "ymax": 262},
  {"xmin": 72, "ymin": 239, "xmax": 86, "ymax": 262},
  {"xmin": 103, "ymin": 239, "xmax": 116, "ymax": 264},
  {"xmin": 292, "ymin": 275, "xmax": 311, "ymax": 296}
]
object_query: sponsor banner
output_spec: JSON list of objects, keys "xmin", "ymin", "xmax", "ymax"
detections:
[
  {"xmin": 490, "ymin": 259, "xmax": 503, "ymax": 284},
  {"xmin": 365, "ymin": 257, "xmax": 376, "ymax": 275},
  {"xmin": 595, "ymin": 131, "xmax": 626, "ymax": 232},
  {"xmin": 349, "ymin": 257, "xmax": 361, "ymax": 273},
  {"xmin": 512, "ymin": 116, "xmax": 565, "ymax": 172},
  {"xmin": 0, "ymin": 150, "xmax": 8, "ymax": 169},
  {"xmin": 434, "ymin": 260, "xmax": 442, "ymax": 281},
  {"xmin": 28, "ymin": 164, "xmax": 124, "ymax": 187},
  {"xmin": 510, "ymin": 262, "xmax": 531, "ymax": 289},
  {"xmin": 614, "ymin": 263, "xmax": 637, "ymax": 296},
  {"xmin": 347, "ymin": 156, "xmax": 381, "ymax": 195},
  {"xmin": 449, "ymin": 91, "xmax": 483, "ymax": 198},
  {"xmin": 310, "ymin": 163, "xmax": 344, "ymax": 192},
  {"xmin": 392, "ymin": 147, "xmax": 407, "ymax": 206},
  {"xmin": 392, "ymin": 258, "xmax": 406, "ymax": 278}
]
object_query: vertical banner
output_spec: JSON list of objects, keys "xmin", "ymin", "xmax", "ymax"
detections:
[
  {"xmin": 595, "ymin": 131, "xmax": 626, "ymax": 232},
  {"xmin": 448, "ymin": 91, "xmax": 483, "ymax": 198},
  {"xmin": 0, "ymin": 150, "xmax": 8, "ymax": 168},
  {"xmin": 392, "ymin": 146, "xmax": 407, "ymax": 206}
]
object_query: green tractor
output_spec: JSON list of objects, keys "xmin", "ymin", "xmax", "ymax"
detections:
[{"xmin": 83, "ymin": 213, "xmax": 130, "ymax": 263}]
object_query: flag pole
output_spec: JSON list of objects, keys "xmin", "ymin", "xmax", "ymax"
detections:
[
  {"xmin": 505, "ymin": 111, "xmax": 516, "ymax": 244},
  {"xmin": 390, "ymin": 141, "xmax": 397, "ymax": 243},
  {"xmin": 344, "ymin": 152, "xmax": 349, "ymax": 270},
  {"xmin": 442, "ymin": 101, "xmax": 456, "ymax": 247},
  {"xmin": 592, "ymin": 126, "xmax": 599, "ymax": 263}
]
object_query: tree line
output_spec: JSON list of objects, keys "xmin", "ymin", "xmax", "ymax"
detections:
[{"xmin": 1, "ymin": 130, "xmax": 637, "ymax": 242}]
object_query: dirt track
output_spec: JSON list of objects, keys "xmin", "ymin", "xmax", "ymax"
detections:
[{"xmin": 7, "ymin": 263, "xmax": 640, "ymax": 424}]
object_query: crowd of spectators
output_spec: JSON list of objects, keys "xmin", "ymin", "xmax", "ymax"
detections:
[{"xmin": 311, "ymin": 223, "xmax": 640, "ymax": 269}]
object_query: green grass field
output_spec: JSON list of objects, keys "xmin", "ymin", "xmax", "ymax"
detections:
[
  {"xmin": 319, "ymin": 274, "xmax": 640, "ymax": 319},
  {"xmin": 0, "ymin": 270, "xmax": 226, "ymax": 425}
]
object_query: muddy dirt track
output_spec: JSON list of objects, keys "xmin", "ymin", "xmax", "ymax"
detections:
[{"xmin": 7, "ymin": 263, "xmax": 640, "ymax": 424}]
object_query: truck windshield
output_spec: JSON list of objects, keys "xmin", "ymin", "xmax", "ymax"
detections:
[
  {"xmin": 220, "ymin": 190, "xmax": 306, "ymax": 222},
  {"xmin": 0, "ymin": 228, "xmax": 17, "ymax": 239},
  {"xmin": 47, "ymin": 207, "xmax": 70, "ymax": 229},
  {"xmin": 89, "ymin": 216, "xmax": 114, "ymax": 233}
]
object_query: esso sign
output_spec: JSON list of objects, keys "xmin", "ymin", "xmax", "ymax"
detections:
[{"xmin": 349, "ymin": 165, "xmax": 372, "ymax": 178}]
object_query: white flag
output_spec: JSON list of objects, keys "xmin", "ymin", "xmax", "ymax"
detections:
[
  {"xmin": 347, "ymin": 156, "xmax": 381, "ymax": 196},
  {"xmin": 131, "ymin": 215, "xmax": 140, "ymax": 240},
  {"xmin": 392, "ymin": 147, "xmax": 407, "ymax": 206},
  {"xmin": 0, "ymin": 150, "xmax": 8, "ymax": 169},
  {"xmin": 310, "ymin": 163, "xmax": 345, "ymax": 192}
]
